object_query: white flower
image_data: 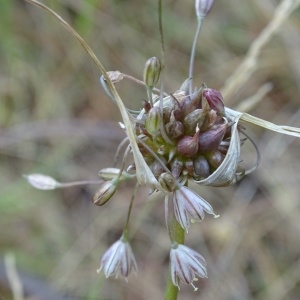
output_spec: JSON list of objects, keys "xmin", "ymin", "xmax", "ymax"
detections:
[
  {"xmin": 195, "ymin": 0, "xmax": 214, "ymax": 18},
  {"xmin": 170, "ymin": 243, "xmax": 207, "ymax": 291},
  {"xmin": 23, "ymin": 173, "xmax": 59, "ymax": 190},
  {"xmin": 173, "ymin": 186, "xmax": 219, "ymax": 231},
  {"xmin": 97, "ymin": 238, "xmax": 137, "ymax": 280}
]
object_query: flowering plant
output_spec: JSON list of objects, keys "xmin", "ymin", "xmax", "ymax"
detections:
[{"xmin": 24, "ymin": 0, "xmax": 300, "ymax": 299}]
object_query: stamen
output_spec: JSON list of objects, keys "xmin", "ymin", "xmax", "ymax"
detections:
[{"xmin": 191, "ymin": 282, "xmax": 198, "ymax": 292}]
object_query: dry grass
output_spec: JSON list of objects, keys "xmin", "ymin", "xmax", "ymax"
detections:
[{"xmin": 1, "ymin": 0, "xmax": 300, "ymax": 299}]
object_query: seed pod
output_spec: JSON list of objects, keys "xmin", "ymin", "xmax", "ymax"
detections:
[
  {"xmin": 203, "ymin": 88, "xmax": 225, "ymax": 115},
  {"xmin": 93, "ymin": 180, "xmax": 117, "ymax": 206},
  {"xmin": 165, "ymin": 111, "xmax": 185, "ymax": 140},
  {"xmin": 198, "ymin": 121, "xmax": 228, "ymax": 152},
  {"xmin": 193, "ymin": 155, "xmax": 210, "ymax": 179},
  {"xmin": 159, "ymin": 172, "xmax": 177, "ymax": 193},
  {"xmin": 171, "ymin": 157, "xmax": 184, "ymax": 178},
  {"xmin": 177, "ymin": 130, "xmax": 200, "ymax": 157},
  {"xmin": 143, "ymin": 57, "xmax": 161, "ymax": 88},
  {"xmin": 205, "ymin": 150, "xmax": 225, "ymax": 169},
  {"xmin": 145, "ymin": 107, "xmax": 162, "ymax": 137}
]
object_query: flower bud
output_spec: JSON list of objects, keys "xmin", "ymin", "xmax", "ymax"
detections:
[
  {"xmin": 198, "ymin": 121, "xmax": 228, "ymax": 152},
  {"xmin": 24, "ymin": 173, "xmax": 59, "ymax": 190},
  {"xmin": 143, "ymin": 57, "xmax": 161, "ymax": 88},
  {"xmin": 93, "ymin": 180, "xmax": 117, "ymax": 206},
  {"xmin": 177, "ymin": 130, "xmax": 200, "ymax": 157},
  {"xmin": 202, "ymin": 88, "xmax": 225, "ymax": 115},
  {"xmin": 145, "ymin": 107, "xmax": 162, "ymax": 137},
  {"xmin": 205, "ymin": 150, "xmax": 225, "ymax": 169},
  {"xmin": 195, "ymin": 0, "xmax": 214, "ymax": 18},
  {"xmin": 193, "ymin": 155, "xmax": 210, "ymax": 179},
  {"xmin": 158, "ymin": 172, "xmax": 176, "ymax": 193},
  {"xmin": 98, "ymin": 168, "xmax": 133, "ymax": 182},
  {"xmin": 165, "ymin": 111, "xmax": 184, "ymax": 140}
]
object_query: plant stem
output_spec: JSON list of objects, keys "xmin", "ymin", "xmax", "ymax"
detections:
[
  {"xmin": 164, "ymin": 213, "xmax": 185, "ymax": 300},
  {"xmin": 188, "ymin": 17, "xmax": 204, "ymax": 95}
]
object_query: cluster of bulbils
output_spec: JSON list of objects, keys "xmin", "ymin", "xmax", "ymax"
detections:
[
  {"xmin": 140, "ymin": 68, "xmax": 231, "ymax": 185},
  {"xmin": 94, "ymin": 56, "xmax": 247, "ymax": 291}
]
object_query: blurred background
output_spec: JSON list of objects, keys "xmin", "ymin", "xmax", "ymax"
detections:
[{"xmin": 1, "ymin": 0, "xmax": 300, "ymax": 299}]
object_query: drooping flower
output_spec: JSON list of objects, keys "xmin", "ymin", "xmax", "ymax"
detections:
[
  {"xmin": 97, "ymin": 238, "xmax": 138, "ymax": 280},
  {"xmin": 170, "ymin": 243, "xmax": 207, "ymax": 291},
  {"xmin": 195, "ymin": 0, "xmax": 215, "ymax": 18},
  {"xmin": 143, "ymin": 56, "xmax": 161, "ymax": 88},
  {"xmin": 173, "ymin": 186, "xmax": 219, "ymax": 231}
]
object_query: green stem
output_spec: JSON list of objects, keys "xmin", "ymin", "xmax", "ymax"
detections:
[
  {"xmin": 164, "ymin": 211, "xmax": 185, "ymax": 300},
  {"xmin": 122, "ymin": 182, "xmax": 139, "ymax": 241}
]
